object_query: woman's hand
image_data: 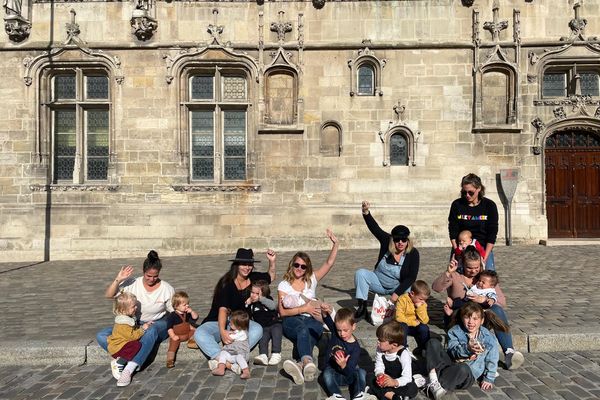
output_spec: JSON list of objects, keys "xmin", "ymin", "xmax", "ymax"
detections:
[
  {"xmin": 304, "ymin": 301, "xmax": 322, "ymax": 319},
  {"xmin": 266, "ymin": 249, "xmax": 276, "ymax": 263},
  {"xmin": 467, "ymin": 293, "xmax": 486, "ymax": 304},
  {"xmin": 480, "ymin": 381, "xmax": 493, "ymax": 391},
  {"xmin": 326, "ymin": 228, "xmax": 338, "ymax": 245},
  {"xmin": 116, "ymin": 265, "xmax": 134, "ymax": 282},
  {"xmin": 447, "ymin": 259, "xmax": 458, "ymax": 275},
  {"xmin": 361, "ymin": 201, "xmax": 370, "ymax": 215},
  {"xmin": 220, "ymin": 329, "xmax": 233, "ymax": 345}
]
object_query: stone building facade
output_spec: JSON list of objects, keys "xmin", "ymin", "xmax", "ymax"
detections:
[{"xmin": 1, "ymin": 0, "xmax": 599, "ymax": 261}]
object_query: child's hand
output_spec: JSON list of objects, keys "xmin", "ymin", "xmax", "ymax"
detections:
[
  {"xmin": 171, "ymin": 334, "xmax": 180, "ymax": 341},
  {"xmin": 320, "ymin": 302, "xmax": 332, "ymax": 315},
  {"xmin": 480, "ymin": 381, "xmax": 493, "ymax": 391},
  {"xmin": 379, "ymin": 374, "xmax": 395, "ymax": 388},
  {"xmin": 142, "ymin": 321, "xmax": 153, "ymax": 331},
  {"xmin": 334, "ymin": 352, "xmax": 350, "ymax": 369}
]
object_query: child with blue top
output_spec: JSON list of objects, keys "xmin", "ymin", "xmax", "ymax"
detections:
[{"xmin": 320, "ymin": 305, "xmax": 370, "ymax": 400}]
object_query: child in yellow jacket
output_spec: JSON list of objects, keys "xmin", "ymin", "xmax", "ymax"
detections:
[
  {"xmin": 394, "ymin": 280, "xmax": 431, "ymax": 352},
  {"xmin": 107, "ymin": 292, "xmax": 152, "ymax": 387}
]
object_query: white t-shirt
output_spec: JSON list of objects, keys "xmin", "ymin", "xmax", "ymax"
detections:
[
  {"xmin": 120, "ymin": 276, "xmax": 175, "ymax": 322},
  {"xmin": 277, "ymin": 274, "xmax": 318, "ymax": 317}
]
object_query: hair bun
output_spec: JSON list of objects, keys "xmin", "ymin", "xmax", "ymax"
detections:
[{"xmin": 147, "ymin": 250, "xmax": 159, "ymax": 261}]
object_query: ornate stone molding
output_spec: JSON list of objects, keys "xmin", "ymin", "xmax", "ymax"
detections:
[
  {"xmin": 533, "ymin": 95, "xmax": 600, "ymax": 109},
  {"xmin": 483, "ymin": 0, "xmax": 508, "ymax": 42},
  {"xmin": 22, "ymin": 9, "xmax": 124, "ymax": 86},
  {"xmin": 560, "ymin": 2, "xmax": 597, "ymax": 42},
  {"xmin": 29, "ymin": 184, "xmax": 120, "ymax": 192},
  {"xmin": 531, "ymin": 116, "xmax": 545, "ymax": 155},
  {"xmin": 171, "ymin": 184, "xmax": 261, "ymax": 193},
  {"xmin": 378, "ymin": 101, "xmax": 419, "ymax": 167},
  {"xmin": 554, "ymin": 107, "xmax": 567, "ymax": 120},
  {"xmin": 4, "ymin": 14, "xmax": 31, "ymax": 43}
]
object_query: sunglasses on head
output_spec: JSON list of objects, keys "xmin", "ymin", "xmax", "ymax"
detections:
[
  {"xmin": 292, "ymin": 262, "xmax": 307, "ymax": 270},
  {"xmin": 461, "ymin": 189, "xmax": 476, "ymax": 197},
  {"xmin": 393, "ymin": 237, "xmax": 408, "ymax": 243}
]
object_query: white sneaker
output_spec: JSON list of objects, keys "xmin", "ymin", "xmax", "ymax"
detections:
[
  {"xmin": 110, "ymin": 359, "xmax": 124, "ymax": 380},
  {"xmin": 253, "ymin": 354, "xmax": 269, "ymax": 366},
  {"xmin": 352, "ymin": 391, "xmax": 366, "ymax": 400},
  {"xmin": 207, "ymin": 359, "xmax": 218, "ymax": 371},
  {"xmin": 283, "ymin": 359, "xmax": 304, "ymax": 385},
  {"xmin": 426, "ymin": 381, "xmax": 447, "ymax": 400},
  {"xmin": 325, "ymin": 394, "xmax": 346, "ymax": 400},
  {"xmin": 231, "ymin": 364, "xmax": 241, "ymax": 375},
  {"xmin": 413, "ymin": 373, "xmax": 427, "ymax": 388},
  {"xmin": 303, "ymin": 361, "xmax": 317, "ymax": 382},
  {"xmin": 268, "ymin": 353, "xmax": 282, "ymax": 365},
  {"xmin": 116, "ymin": 370, "xmax": 132, "ymax": 387},
  {"xmin": 361, "ymin": 394, "xmax": 378, "ymax": 400}
]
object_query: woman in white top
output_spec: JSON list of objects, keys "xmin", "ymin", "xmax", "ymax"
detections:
[
  {"xmin": 279, "ymin": 229, "xmax": 339, "ymax": 385},
  {"xmin": 96, "ymin": 250, "xmax": 175, "ymax": 380}
]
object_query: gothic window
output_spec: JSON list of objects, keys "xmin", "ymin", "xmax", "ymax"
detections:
[
  {"xmin": 265, "ymin": 69, "xmax": 296, "ymax": 125},
  {"xmin": 545, "ymin": 131, "xmax": 600, "ymax": 148},
  {"xmin": 482, "ymin": 70, "xmax": 510, "ymax": 125},
  {"xmin": 348, "ymin": 48, "xmax": 386, "ymax": 97},
  {"xmin": 390, "ymin": 133, "xmax": 408, "ymax": 166},
  {"xmin": 45, "ymin": 68, "xmax": 111, "ymax": 183},
  {"xmin": 186, "ymin": 68, "xmax": 249, "ymax": 182},
  {"xmin": 542, "ymin": 64, "xmax": 600, "ymax": 98},
  {"xmin": 357, "ymin": 64, "xmax": 375, "ymax": 96}
]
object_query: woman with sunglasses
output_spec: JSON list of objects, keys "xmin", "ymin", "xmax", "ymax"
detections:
[
  {"xmin": 278, "ymin": 229, "xmax": 339, "ymax": 385},
  {"xmin": 448, "ymin": 173, "xmax": 498, "ymax": 271},
  {"xmin": 353, "ymin": 201, "xmax": 420, "ymax": 323}
]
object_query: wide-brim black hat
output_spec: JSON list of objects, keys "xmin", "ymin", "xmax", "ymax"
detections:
[
  {"xmin": 391, "ymin": 225, "xmax": 410, "ymax": 239},
  {"xmin": 228, "ymin": 248, "xmax": 261, "ymax": 263}
]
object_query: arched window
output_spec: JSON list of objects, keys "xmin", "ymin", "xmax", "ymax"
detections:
[
  {"xmin": 357, "ymin": 64, "xmax": 375, "ymax": 96},
  {"xmin": 320, "ymin": 121, "xmax": 342, "ymax": 156},
  {"xmin": 542, "ymin": 63, "xmax": 600, "ymax": 98},
  {"xmin": 390, "ymin": 133, "xmax": 408, "ymax": 166},
  {"xmin": 545, "ymin": 131, "xmax": 600, "ymax": 148}
]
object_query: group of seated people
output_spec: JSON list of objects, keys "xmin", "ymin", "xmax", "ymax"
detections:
[{"xmin": 96, "ymin": 174, "xmax": 524, "ymax": 400}]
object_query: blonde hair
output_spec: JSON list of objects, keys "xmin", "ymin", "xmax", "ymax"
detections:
[
  {"xmin": 113, "ymin": 292, "xmax": 137, "ymax": 316},
  {"xmin": 171, "ymin": 291, "xmax": 190, "ymax": 308},
  {"xmin": 282, "ymin": 252, "xmax": 314, "ymax": 284},
  {"xmin": 411, "ymin": 280, "xmax": 431, "ymax": 297},
  {"xmin": 388, "ymin": 236, "xmax": 414, "ymax": 255}
]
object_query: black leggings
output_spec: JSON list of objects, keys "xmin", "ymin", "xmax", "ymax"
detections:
[{"xmin": 425, "ymin": 338, "xmax": 475, "ymax": 391}]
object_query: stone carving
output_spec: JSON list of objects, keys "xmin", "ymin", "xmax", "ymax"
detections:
[
  {"xmin": 531, "ymin": 117, "xmax": 545, "ymax": 133},
  {"xmin": 561, "ymin": 2, "xmax": 587, "ymax": 41},
  {"xmin": 472, "ymin": 10, "xmax": 480, "ymax": 46},
  {"xmin": 131, "ymin": 15, "xmax": 157, "ymax": 41},
  {"xmin": 312, "ymin": 0, "xmax": 325, "ymax": 9},
  {"xmin": 208, "ymin": 9, "xmax": 224, "ymax": 46},
  {"xmin": 29, "ymin": 184, "xmax": 120, "ymax": 192},
  {"xmin": 533, "ymin": 95, "xmax": 600, "ymax": 108},
  {"xmin": 483, "ymin": 0, "xmax": 508, "ymax": 42},
  {"xmin": 3, "ymin": 0, "xmax": 21, "ymax": 15},
  {"xmin": 595, "ymin": 107, "xmax": 600, "ymax": 118},
  {"xmin": 65, "ymin": 9, "xmax": 81, "ymax": 43},
  {"xmin": 531, "ymin": 117, "xmax": 545, "ymax": 155},
  {"xmin": 513, "ymin": 9, "xmax": 520, "ymax": 45},
  {"xmin": 393, "ymin": 101, "xmax": 406, "ymax": 123},
  {"xmin": 171, "ymin": 184, "xmax": 260, "ymax": 192},
  {"xmin": 553, "ymin": 107, "xmax": 567, "ymax": 120},
  {"xmin": 4, "ymin": 14, "xmax": 30, "ymax": 42},
  {"xmin": 270, "ymin": 11, "xmax": 292, "ymax": 45},
  {"xmin": 462, "ymin": 0, "xmax": 474, "ymax": 6}
]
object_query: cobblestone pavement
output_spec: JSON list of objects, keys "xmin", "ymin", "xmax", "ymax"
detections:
[
  {"xmin": 1, "ymin": 245, "xmax": 599, "ymax": 343},
  {"xmin": 2, "ymin": 351, "xmax": 600, "ymax": 400}
]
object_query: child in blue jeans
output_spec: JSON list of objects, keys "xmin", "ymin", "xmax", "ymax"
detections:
[{"xmin": 320, "ymin": 305, "xmax": 370, "ymax": 400}]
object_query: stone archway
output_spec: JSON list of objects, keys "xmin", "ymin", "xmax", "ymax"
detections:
[{"xmin": 545, "ymin": 129, "xmax": 600, "ymax": 237}]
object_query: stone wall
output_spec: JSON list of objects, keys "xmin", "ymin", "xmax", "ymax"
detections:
[{"xmin": 0, "ymin": 0, "xmax": 597, "ymax": 260}]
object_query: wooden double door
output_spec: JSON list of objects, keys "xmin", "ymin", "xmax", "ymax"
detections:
[{"xmin": 545, "ymin": 130, "xmax": 600, "ymax": 238}]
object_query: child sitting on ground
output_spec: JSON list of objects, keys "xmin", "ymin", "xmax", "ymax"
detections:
[
  {"xmin": 166, "ymin": 291, "xmax": 199, "ymax": 368},
  {"xmin": 444, "ymin": 270, "xmax": 499, "ymax": 316},
  {"xmin": 369, "ymin": 320, "xmax": 419, "ymax": 400},
  {"xmin": 320, "ymin": 305, "xmax": 371, "ymax": 400},
  {"xmin": 245, "ymin": 280, "xmax": 283, "ymax": 366},
  {"xmin": 107, "ymin": 292, "xmax": 152, "ymax": 387},
  {"xmin": 211, "ymin": 310, "xmax": 251, "ymax": 379},
  {"xmin": 423, "ymin": 302, "xmax": 507, "ymax": 399},
  {"xmin": 394, "ymin": 280, "xmax": 431, "ymax": 352}
]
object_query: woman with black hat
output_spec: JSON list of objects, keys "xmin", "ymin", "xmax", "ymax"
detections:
[
  {"xmin": 353, "ymin": 201, "xmax": 420, "ymax": 323},
  {"xmin": 194, "ymin": 248, "xmax": 276, "ymax": 371}
]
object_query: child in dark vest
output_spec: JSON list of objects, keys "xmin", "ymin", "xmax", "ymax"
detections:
[
  {"xmin": 245, "ymin": 280, "xmax": 283, "ymax": 366},
  {"xmin": 166, "ymin": 291, "xmax": 199, "ymax": 368}
]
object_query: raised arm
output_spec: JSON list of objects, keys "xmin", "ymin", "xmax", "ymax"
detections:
[
  {"xmin": 314, "ymin": 229, "xmax": 339, "ymax": 281},
  {"xmin": 105, "ymin": 265, "xmax": 133, "ymax": 298},
  {"xmin": 266, "ymin": 249, "xmax": 276, "ymax": 282},
  {"xmin": 362, "ymin": 201, "xmax": 389, "ymax": 244}
]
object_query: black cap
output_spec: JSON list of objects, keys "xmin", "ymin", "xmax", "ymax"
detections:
[
  {"xmin": 228, "ymin": 248, "xmax": 261, "ymax": 264},
  {"xmin": 391, "ymin": 225, "xmax": 410, "ymax": 240}
]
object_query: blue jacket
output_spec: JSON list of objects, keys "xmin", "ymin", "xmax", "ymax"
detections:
[{"xmin": 447, "ymin": 324, "xmax": 498, "ymax": 383}]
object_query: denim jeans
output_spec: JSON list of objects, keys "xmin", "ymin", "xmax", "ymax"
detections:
[
  {"xmin": 194, "ymin": 320, "xmax": 263, "ymax": 360},
  {"xmin": 282, "ymin": 315, "xmax": 323, "ymax": 360},
  {"xmin": 354, "ymin": 268, "xmax": 397, "ymax": 301},
  {"xmin": 399, "ymin": 322, "xmax": 430, "ymax": 349},
  {"xmin": 96, "ymin": 317, "xmax": 169, "ymax": 367},
  {"xmin": 322, "ymin": 367, "xmax": 366, "ymax": 398}
]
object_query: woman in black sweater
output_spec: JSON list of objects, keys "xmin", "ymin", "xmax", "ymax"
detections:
[
  {"xmin": 448, "ymin": 173, "xmax": 498, "ymax": 271},
  {"xmin": 353, "ymin": 201, "xmax": 420, "ymax": 323}
]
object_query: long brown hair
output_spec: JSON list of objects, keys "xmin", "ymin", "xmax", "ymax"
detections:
[{"xmin": 450, "ymin": 302, "xmax": 509, "ymax": 333}]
